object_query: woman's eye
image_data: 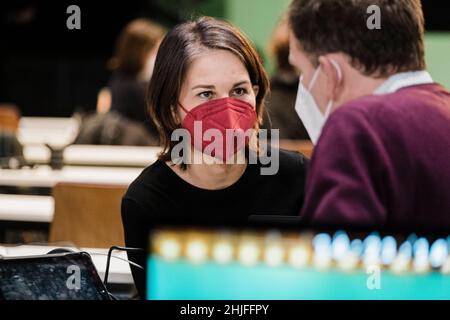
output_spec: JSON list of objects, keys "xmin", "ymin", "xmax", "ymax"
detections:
[
  {"xmin": 198, "ymin": 91, "xmax": 213, "ymax": 99},
  {"xmin": 232, "ymin": 88, "xmax": 247, "ymax": 97}
]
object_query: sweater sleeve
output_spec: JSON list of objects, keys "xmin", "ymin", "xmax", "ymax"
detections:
[
  {"xmin": 300, "ymin": 107, "xmax": 389, "ymax": 227},
  {"xmin": 121, "ymin": 196, "xmax": 150, "ymax": 299}
]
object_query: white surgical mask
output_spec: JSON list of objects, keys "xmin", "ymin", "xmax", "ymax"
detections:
[{"xmin": 295, "ymin": 59, "xmax": 342, "ymax": 144}]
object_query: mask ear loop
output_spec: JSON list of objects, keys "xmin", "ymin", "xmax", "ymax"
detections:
[
  {"xmin": 178, "ymin": 102, "xmax": 190, "ymax": 114},
  {"xmin": 323, "ymin": 101, "xmax": 334, "ymax": 118},
  {"xmin": 323, "ymin": 58, "xmax": 343, "ymax": 118},
  {"xmin": 308, "ymin": 65, "xmax": 322, "ymax": 91},
  {"xmin": 329, "ymin": 58, "xmax": 342, "ymax": 83}
]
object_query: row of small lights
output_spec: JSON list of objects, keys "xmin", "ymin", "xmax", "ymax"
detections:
[{"xmin": 151, "ymin": 230, "xmax": 450, "ymax": 274}]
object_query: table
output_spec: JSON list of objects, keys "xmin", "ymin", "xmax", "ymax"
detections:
[
  {"xmin": 0, "ymin": 194, "xmax": 53, "ymax": 223},
  {"xmin": 17, "ymin": 117, "xmax": 80, "ymax": 147},
  {"xmin": 278, "ymin": 139, "xmax": 314, "ymax": 159},
  {"xmin": 0, "ymin": 165, "xmax": 144, "ymax": 188},
  {"xmin": 23, "ymin": 144, "xmax": 160, "ymax": 167}
]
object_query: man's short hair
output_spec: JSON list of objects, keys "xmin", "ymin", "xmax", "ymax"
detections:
[{"xmin": 289, "ymin": 0, "xmax": 426, "ymax": 77}]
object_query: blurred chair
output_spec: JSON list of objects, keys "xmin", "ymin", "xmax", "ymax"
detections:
[
  {"xmin": 75, "ymin": 110, "xmax": 158, "ymax": 146},
  {"xmin": 49, "ymin": 183, "xmax": 127, "ymax": 248},
  {"xmin": 279, "ymin": 139, "xmax": 314, "ymax": 159},
  {"xmin": 0, "ymin": 104, "xmax": 20, "ymax": 132}
]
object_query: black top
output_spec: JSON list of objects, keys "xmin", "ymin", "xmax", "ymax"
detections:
[
  {"xmin": 121, "ymin": 149, "xmax": 308, "ymax": 298},
  {"xmin": 108, "ymin": 73, "xmax": 158, "ymax": 137}
]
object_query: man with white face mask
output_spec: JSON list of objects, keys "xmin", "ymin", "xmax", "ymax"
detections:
[
  {"xmin": 295, "ymin": 59, "xmax": 342, "ymax": 144},
  {"xmin": 288, "ymin": 0, "xmax": 450, "ymax": 228}
]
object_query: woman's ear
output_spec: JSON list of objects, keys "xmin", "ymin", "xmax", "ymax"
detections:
[
  {"xmin": 171, "ymin": 105, "xmax": 181, "ymax": 125},
  {"xmin": 252, "ymin": 85, "xmax": 259, "ymax": 97}
]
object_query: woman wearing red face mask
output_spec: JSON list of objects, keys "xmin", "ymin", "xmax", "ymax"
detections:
[{"xmin": 121, "ymin": 17, "xmax": 308, "ymax": 298}]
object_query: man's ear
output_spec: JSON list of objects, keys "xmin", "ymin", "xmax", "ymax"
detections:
[{"xmin": 318, "ymin": 56, "xmax": 342, "ymax": 101}]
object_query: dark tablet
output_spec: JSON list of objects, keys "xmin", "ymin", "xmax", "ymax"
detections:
[{"xmin": 0, "ymin": 251, "xmax": 110, "ymax": 300}]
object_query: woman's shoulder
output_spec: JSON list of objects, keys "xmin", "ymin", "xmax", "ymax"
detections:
[
  {"xmin": 252, "ymin": 147, "xmax": 308, "ymax": 187},
  {"xmin": 265, "ymin": 148, "xmax": 309, "ymax": 176},
  {"xmin": 278, "ymin": 148, "xmax": 309, "ymax": 166},
  {"xmin": 123, "ymin": 160, "xmax": 172, "ymax": 203},
  {"xmin": 249, "ymin": 148, "xmax": 308, "ymax": 214}
]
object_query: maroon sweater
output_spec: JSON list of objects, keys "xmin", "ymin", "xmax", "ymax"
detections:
[{"xmin": 301, "ymin": 83, "xmax": 450, "ymax": 229}]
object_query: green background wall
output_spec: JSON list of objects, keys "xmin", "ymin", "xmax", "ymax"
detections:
[
  {"xmin": 174, "ymin": 0, "xmax": 450, "ymax": 88},
  {"xmin": 225, "ymin": 0, "xmax": 292, "ymax": 74},
  {"xmin": 424, "ymin": 33, "xmax": 450, "ymax": 89},
  {"xmin": 224, "ymin": 1, "xmax": 450, "ymax": 89}
]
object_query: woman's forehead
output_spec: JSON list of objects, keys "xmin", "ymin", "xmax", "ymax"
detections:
[{"xmin": 184, "ymin": 49, "xmax": 250, "ymax": 87}]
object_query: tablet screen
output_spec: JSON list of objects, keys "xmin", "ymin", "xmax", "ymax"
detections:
[{"xmin": 0, "ymin": 252, "xmax": 110, "ymax": 300}]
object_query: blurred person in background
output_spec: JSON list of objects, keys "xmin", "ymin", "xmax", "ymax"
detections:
[
  {"xmin": 76, "ymin": 19, "xmax": 165, "ymax": 146},
  {"xmin": 263, "ymin": 16, "xmax": 309, "ymax": 140},
  {"xmin": 108, "ymin": 18, "xmax": 166, "ymax": 136},
  {"xmin": 0, "ymin": 104, "xmax": 24, "ymax": 169}
]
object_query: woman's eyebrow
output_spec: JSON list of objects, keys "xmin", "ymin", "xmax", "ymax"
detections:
[
  {"xmin": 191, "ymin": 84, "xmax": 215, "ymax": 90},
  {"xmin": 232, "ymin": 80, "xmax": 251, "ymax": 87},
  {"xmin": 191, "ymin": 80, "xmax": 251, "ymax": 90}
]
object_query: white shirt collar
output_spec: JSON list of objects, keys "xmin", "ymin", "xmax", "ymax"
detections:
[{"xmin": 373, "ymin": 70, "xmax": 433, "ymax": 95}]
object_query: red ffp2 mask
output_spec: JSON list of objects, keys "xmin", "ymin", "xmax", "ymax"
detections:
[{"xmin": 179, "ymin": 97, "xmax": 257, "ymax": 162}]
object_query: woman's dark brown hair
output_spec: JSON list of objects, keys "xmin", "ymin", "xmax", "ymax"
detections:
[
  {"xmin": 110, "ymin": 19, "xmax": 166, "ymax": 77},
  {"xmin": 148, "ymin": 16, "xmax": 270, "ymax": 164}
]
